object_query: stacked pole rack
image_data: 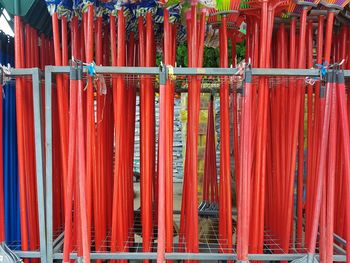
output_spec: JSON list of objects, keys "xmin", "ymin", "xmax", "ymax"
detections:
[
  {"xmin": 2, "ymin": 67, "xmax": 47, "ymax": 262},
  {"xmin": 43, "ymin": 65, "xmax": 350, "ymax": 263}
]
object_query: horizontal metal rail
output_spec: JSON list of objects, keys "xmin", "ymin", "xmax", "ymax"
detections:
[
  {"xmin": 45, "ymin": 65, "xmax": 350, "ymax": 77},
  {"xmin": 50, "ymin": 252, "xmax": 346, "ymax": 261},
  {"xmin": 15, "ymin": 251, "xmax": 42, "ymax": 258}
]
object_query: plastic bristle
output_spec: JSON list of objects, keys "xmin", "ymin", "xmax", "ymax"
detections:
[
  {"xmin": 239, "ymin": 0, "xmax": 252, "ymax": 9},
  {"xmin": 336, "ymin": 0, "xmax": 350, "ymax": 7},
  {"xmin": 230, "ymin": 0, "xmax": 242, "ymax": 10},
  {"xmin": 216, "ymin": 0, "xmax": 231, "ymax": 10},
  {"xmin": 287, "ymin": 0, "xmax": 318, "ymax": 14}
]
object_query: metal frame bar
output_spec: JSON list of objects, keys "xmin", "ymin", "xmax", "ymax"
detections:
[
  {"xmin": 44, "ymin": 65, "xmax": 349, "ymax": 263},
  {"xmin": 4, "ymin": 68, "xmax": 47, "ymax": 263},
  {"xmin": 47, "ymin": 252, "xmax": 347, "ymax": 261},
  {"xmin": 45, "ymin": 65, "xmax": 350, "ymax": 77}
]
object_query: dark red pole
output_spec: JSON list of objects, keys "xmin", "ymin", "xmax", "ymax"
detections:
[
  {"xmin": 178, "ymin": 12, "xmax": 193, "ymax": 253},
  {"xmin": 85, "ymin": 5, "xmax": 95, "ymax": 246},
  {"xmin": 140, "ymin": 12, "xmax": 155, "ymax": 260},
  {"xmin": 76, "ymin": 63, "xmax": 90, "ymax": 263},
  {"xmin": 94, "ymin": 14, "xmax": 107, "ymax": 260},
  {"xmin": 185, "ymin": 3, "xmax": 200, "ymax": 255},
  {"xmin": 63, "ymin": 64, "xmax": 78, "ymax": 263},
  {"xmin": 111, "ymin": 9, "xmax": 127, "ymax": 260},
  {"xmin": 157, "ymin": 8, "xmax": 171, "ymax": 262},
  {"xmin": 325, "ymin": 69, "xmax": 337, "ymax": 263},
  {"xmin": 51, "ymin": 12, "xmax": 69, "ymax": 204},
  {"xmin": 219, "ymin": 15, "xmax": 232, "ymax": 255},
  {"xmin": 283, "ymin": 7, "xmax": 307, "ymax": 253},
  {"xmin": 237, "ymin": 65, "xmax": 253, "ymax": 262},
  {"xmin": 308, "ymin": 11, "xmax": 335, "ymax": 254},
  {"xmin": 249, "ymin": 0, "xmax": 268, "ymax": 256},
  {"xmin": 335, "ymin": 69, "xmax": 350, "ymax": 263}
]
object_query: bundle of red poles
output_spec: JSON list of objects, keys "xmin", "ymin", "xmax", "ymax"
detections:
[
  {"xmin": 4, "ymin": 0, "xmax": 350, "ymax": 262},
  {"xmin": 11, "ymin": 15, "xmax": 53, "ymax": 258}
]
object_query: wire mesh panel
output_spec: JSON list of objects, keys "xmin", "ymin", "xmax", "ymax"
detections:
[
  {"xmin": 2, "ymin": 69, "xmax": 46, "ymax": 261},
  {"xmin": 44, "ymin": 66, "xmax": 349, "ymax": 262}
]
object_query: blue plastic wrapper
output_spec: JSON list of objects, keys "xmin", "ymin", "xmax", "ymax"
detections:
[
  {"xmin": 153, "ymin": 2, "xmax": 181, "ymax": 23},
  {"xmin": 58, "ymin": 0, "xmax": 73, "ymax": 18},
  {"xmin": 168, "ymin": 3, "xmax": 181, "ymax": 22},
  {"xmin": 153, "ymin": 6, "xmax": 163, "ymax": 23},
  {"xmin": 102, "ymin": 0, "xmax": 121, "ymax": 15},
  {"xmin": 45, "ymin": 0, "xmax": 62, "ymax": 15},
  {"xmin": 135, "ymin": 0, "xmax": 158, "ymax": 17},
  {"xmin": 95, "ymin": 1, "xmax": 107, "ymax": 16},
  {"xmin": 45, "ymin": 0, "xmax": 73, "ymax": 17},
  {"xmin": 82, "ymin": 0, "xmax": 97, "ymax": 12}
]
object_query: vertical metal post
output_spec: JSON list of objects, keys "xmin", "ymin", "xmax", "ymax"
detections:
[
  {"xmin": 45, "ymin": 66, "xmax": 53, "ymax": 263},
  {"xmin": 31, "ymin": 68, "xmax": 47, "ymax": 263}
]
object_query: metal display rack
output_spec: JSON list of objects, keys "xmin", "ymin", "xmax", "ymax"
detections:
[
  {"xmin": 3, "ymin": 68, "xmax": 47, "ymax": 262},
  {"xmin": 44, "ymin": 65, "xmax": 350, "ymax": 263}
]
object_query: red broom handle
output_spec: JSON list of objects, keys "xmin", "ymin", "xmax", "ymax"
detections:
[
  {"xmin": 165, "ymin": 13, "xmax": 175, "ymax": 258},
  {"xmin": 76, "ymin": 162, "xmax": 83, "ymax": 258},
  {"xmin": 157, "ymin": 9, "xmax": 171, "ymax": 262},
  {"xmin": 85, "ymin": 5, "xmax": 95, "ymax": 246},
  {"xmin": 24, "ymin": 25, "xmax": 39, "ymax": 255},
  {"xmin": 186, "ymin": 4, "xmax": 200, "ymax": 255},
  {"xmin": 307, "ymin": 16, "xmax": 324, "ymax": 242},
  {"xmin": 14, "ymin": 15, "xmax": 30, "ymax": 256},
  {"xmin": 95, "ymin": 12, "xmax": 105, "ymax": 240},
  {"xmin": 284, "ymin": 7, "xmax": 307, "ymax": 252},
  {"xmin": 140, "ymin": 12, "xmax": 155, "ymax": 258},
  {"xmin": 76, "ymin": 67, "xmax": 90, "ymax": 263},
  {"xmin": 237, "ymin": 68, "xmax": 253, "ymax": 261},
  {"xmin": 297, "ymin": 85, "xmax": 305, "ymax": 250},
  {"xmin": 308, "ymin": 72, "xmax": 333, "ymax": 253},
  {"xmin": 324, "ymin": 12, "xmax": 335, "ymax": 64},
  {"xmin": 178, "ymin": 13, "xmax": 192, "ymax": 253},
  {"xmin": 336, "ymin": 71, "xmax": 350, "ymax": 263},
  {"xmin": 62, "ymin": 16, "xmax": 68, "ymax": 66},
  {"xmin": 300, "ymin": 20, "xmax": 313, "ymax": 250},
  {"xmin": 221, "ymin": 15, "xmax": 232, "ymax": 255},
  {"xmin": 218, "ymin": 18, "xmax": 226, "ymax": 252},
  {"xmin": 39, "ymin": 34, "xmax": 45, "ymax": 70},
  {"xmin": 52, "ymin": 12, "xmax": 68, "ymax": 205},
  {"xmin": 325, "ymin": 72, "xmax": 337, "ymax": 263},
  {"xmin": 339, "ymin": 26, "xmax": 347, "ymax": 63},
  {"xmin": 249, "ymin": 0, "xmax": 268, "ymax": 255},
  {"xmin": 33, "ymin": 28, "xmax": 39, "ymax": 67},
  {"xmin": 309, "ymin": 11, "xmax": 335, "ymax": 253},
  {"xmin": 111, "ymin": 9, "xmax": 127, "ymax": 257},
  {"xmin": 63, "ymin": 68, "xmax": 78, "ymax": 263}
]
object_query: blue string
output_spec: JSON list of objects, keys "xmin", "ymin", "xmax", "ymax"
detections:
[
  {"xmin": 84, "ymin": 62, "xmax": 96, "ymax": 77},
  {"xmin": 315, "ymin": 62, "xmax": 328, "ymax": 78}
]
